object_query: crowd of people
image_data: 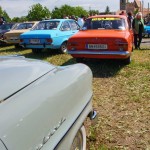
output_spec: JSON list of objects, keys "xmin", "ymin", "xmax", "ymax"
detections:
[
  {"xmin": 120, "ymin": 11, "xmax": 145, "ymax": 50},
  {"xmin": 0, "ymin": 11, "xmax": 146, "ymax": 50}
]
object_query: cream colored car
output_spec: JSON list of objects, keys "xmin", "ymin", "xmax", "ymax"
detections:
[
  {"xmin": 0, "ymin": 55, "xmax": 96, "ymax": 150},
  {"xmin": 4, "ymin": 22, "xmax": 38, "ymax": 48}
]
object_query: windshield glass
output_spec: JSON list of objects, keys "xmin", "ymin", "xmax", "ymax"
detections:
[
  {"xmin": 33, "ymin": 21, "xmax": 60, "ymax": 30},
  {"xmin": 14, "ymin": 23, "xmax": 34, "ymax": 30},
  {"xmin": 83, "ymin": 17, "xmax": 126, "ymax": 30}
]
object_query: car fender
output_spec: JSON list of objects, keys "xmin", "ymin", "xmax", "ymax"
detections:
[{"xmin": 0, "ymin": 63, "xmax": 93, "ymax": 150}]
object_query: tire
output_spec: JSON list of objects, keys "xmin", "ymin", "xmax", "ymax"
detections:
[
  {"xmin": 59, "ymin": 42, "xmax": 67, "ymax": 54},
  {"xmin": 32, "ymin": 49, "xmax": 42, "ymax": 54},
  {"xmin": 124, "ymin": 56, "xmax": 131, "ymax": 65},
  {"xmin": 71, "ymin": 125, "xmax": 86, "ymax": 150},
  {"xmin": 15, "ymin": 44, "xmax": 21, "ymax": 49},
  {"xmin": 76, "ymin": 58, "xmax": 84, "ymax": 63}
]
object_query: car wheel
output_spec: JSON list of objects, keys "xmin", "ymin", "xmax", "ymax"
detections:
[
  {"xmin": 15, "ymin": 44, "xmax": 21, "ymax": 49},
  {"xmin": 71, "ymin": 125, "xmax": 86, "ymax": 150},
  {"xmin": 76, "ymin": 58, "xmax": 85, "ymax": 63},
  {"xmin": 60, "ymin": 42, "xmax": 67, "ymax": 54},
  {"xmin": 32, "ymin": 49, "xmax": 42, "ymax": 54},
  {"xmin": 124, "ymin": 56, "xmax": 131, "ymax": 65}
]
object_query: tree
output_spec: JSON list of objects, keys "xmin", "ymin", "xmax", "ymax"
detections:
[
  {"xmin": 2, "ymin": 10, "xmax": 11, "ymax": 22},
  {"xmin": 12, "ymin": 16, "xmax": 28, "ymax": 22},
  {"xmin": 0, "ymin": 6, "xmax": 3, "ymax": 15},
  {"xmin": 51, "ymin": 5, "xmax": 88, "ymax": 19},
  {"xmin": 89, "ymin": 10, "xmax": 99, "ymax": 16},
  {"xmin": 51, "ymin": 7, "xmax": 63, "ymax": 19},
  {"xmin": 105, "ymin": 6, "xmax": 110, "ymax": 14},
  {"xmin": 74, "ymin": 6, "xmax": 88, "ymax": 17},
  {"xmin": 27, "ymin": 3, "xmax": 51, "ymax": 21},
  {"xmin": 0, "ymin": 6, "xmax": 11, "ymax": 22}
]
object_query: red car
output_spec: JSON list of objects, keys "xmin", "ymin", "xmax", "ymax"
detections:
[{"xmin": 67, "ymin": 15, "xmax": 133, "ymax": 64}]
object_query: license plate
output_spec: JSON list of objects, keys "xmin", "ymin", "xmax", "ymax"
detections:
[
  {"xmin": 30, "ymin": 39, "xmax": 40, "ymax": 44},
  {"xmin": 10, "ymin": 37, "xmax": 18, "ymax": 40},
  {"xmin": 88, "ymin": 44, "xmax": 107, "ymax": 49}
]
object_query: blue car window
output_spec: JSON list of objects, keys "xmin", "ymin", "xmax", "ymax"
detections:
[
  {"xmin": 26, "ymin": 23, "xmax": 34, "ymax": 29},
  {"xmin": 69, "ymin": 20, "xmax": 80, "ymax": 30},
  {"xmin": 33, "ymin": 21, "xmax": 60, "ymax": 30},
  {"xmin": 61, "ymin": 21, "xmax": 71, "ymax": 31}
]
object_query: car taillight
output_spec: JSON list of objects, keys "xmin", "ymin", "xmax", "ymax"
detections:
[
  {"xmin": 46, "ymin": 38, "xmax": 53, "ymax": 43},
  {"xmin": 68, "ymin": 42, "xmax": 78, "ymax": 46},
  {"xmin": 20, "ymin": 39, "xmax": 23, "ymax": 42},
  {"xmin": 117, "ymin": 43, "xmax": 128, "ymax": 51},
  {"xmin": 67, "ymin": 42, "xmax": 78, "ymax": 50}
]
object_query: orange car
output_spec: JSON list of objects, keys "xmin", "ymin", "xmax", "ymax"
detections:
[{"xmin": 67, "ymin": 15, "xmax": 133, "ymax": 64}]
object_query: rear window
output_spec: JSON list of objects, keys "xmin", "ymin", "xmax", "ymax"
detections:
[
  {"xmin": 14, "ymin": 23, "xmax": 34, "ymax": 30},
  {"xmin": 33, "ymin": 21, "xmax": 60, "ymax": 30},
  {"xmin": 83, "ymin": 17, "xmax": 126, "ymax": 30}
]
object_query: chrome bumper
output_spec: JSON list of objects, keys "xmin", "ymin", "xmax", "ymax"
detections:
[{"xmin": 68, "ymin": 50, "xmax": 130, "ymax": 56}]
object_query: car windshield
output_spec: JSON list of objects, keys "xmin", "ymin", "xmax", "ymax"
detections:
[
  {"xmin": 32, "ymin": 21, "xmax": 60, "ymax": 30},
  {"xmin": 14, "ymin": 23, "xmax": 34, "ymax": 30},
  {"xmin": 83, "ymin": 17, "xmax": 126, "ymax": 30}
]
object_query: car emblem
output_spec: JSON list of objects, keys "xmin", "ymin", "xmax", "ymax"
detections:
[{"xmin": 36, "ymin": 117, "xmax": 66, "ymax": 150}]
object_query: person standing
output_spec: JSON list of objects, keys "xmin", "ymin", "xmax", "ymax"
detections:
[
  {"xmin": 0, "ymin": 16, "xmax": 5, "ymax": 26},
  {"xmin": 127, "ymin": 11, "xmax": 134, "ymax": 29},
  {"xmin": 132, "ymin": 12, "xmax": 144, "ymax": 49},
  {"xmin": 77, "ymin": 15, "xmax": 85, "ymax": 27}
]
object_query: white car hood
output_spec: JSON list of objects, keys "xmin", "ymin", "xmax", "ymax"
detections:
[{"xmin": 0, "ymin": 56, "xmax": 55, "ymax": 101}]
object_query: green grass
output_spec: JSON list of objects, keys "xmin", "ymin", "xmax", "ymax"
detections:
[{"xmin": 0, "ymin": 45, "xmax": 150, "ymax": 150}]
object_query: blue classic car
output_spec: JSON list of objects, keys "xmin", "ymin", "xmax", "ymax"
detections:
[
  {"xmin": 143, "ymin": 22, "xmax": 150, "ymax": 37},
  {"xmin": 20, "ymin": 19, "xmax": 80, "ymax": 53},
  {"xmin": 0, "ymin": 23, "xmax": 15, "ymax": 45}
]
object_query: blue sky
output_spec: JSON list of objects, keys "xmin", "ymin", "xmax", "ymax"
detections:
[{"xmin": 0, "ymin": 0, "xmax": 149, "ymax": 18}]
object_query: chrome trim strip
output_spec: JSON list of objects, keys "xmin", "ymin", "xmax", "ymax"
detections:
[
  {"xmin": 54, "ymin": 96, "xmax": 94, "ymax": 149},
  {"xmin": 3, "ymin": 68, "xmax": 57, "ymax": 101},
  {"xmin": 0, "ymin": 55, "xmax": 25, "ymax": 58},
  {"xmin": 0, "ymin": 139, "xmax": 8, "ymax": 150},
  {"xmin": 68, "ymin": 50, "xmax": 130, "ymax": 56}
]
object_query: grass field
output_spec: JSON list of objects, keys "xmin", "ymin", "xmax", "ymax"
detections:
[{"xmin": 0, "ymin": 45, "xmax": 150, "ymax": 150}]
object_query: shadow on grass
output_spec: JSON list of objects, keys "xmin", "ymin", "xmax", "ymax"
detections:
[
  {"xmin": 86, "ymin": 60, "xmax": 125, "ymax": 78},
  {"xmin": 62, "ymin": 58, "xmax": 125, "ymax": 78},
  {"xmin": 0, "ymin": 45, "xmax": 24, "ymax": 52},
  {"xmin": 23, "ymin": 49, "xmax": 61, "ymax": 60}
]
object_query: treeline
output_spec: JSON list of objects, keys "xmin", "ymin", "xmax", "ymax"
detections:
[{"xmin": 0, "ymin": 3, "xmax": 109, "ymax": 22}]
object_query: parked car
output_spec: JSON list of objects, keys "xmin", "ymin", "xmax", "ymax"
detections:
[
  {"xmin": 0, "ymin": 55, "xmax": 96, "ymax": 150},
  {"xmin": 4, "ymin": 22, "xmax": 38, "ymax": 48},
  {"xmin": 0, "ymin": 23, "xmax": 15, "ymax": 45},
  {"xmin": 143, "ymin": 22, "xmax": 150, "ymax": 37},
  {"xmin": 20, "ymin": 19, "xmax": 80, "ymax": 54},
  {"xmin": 67, "ymin": 15, "xmax": 134, "ymax": 64}
]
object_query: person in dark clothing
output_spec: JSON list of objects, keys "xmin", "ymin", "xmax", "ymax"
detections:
[
  {"xmin": 0, "ymin": 16, "xmax": 5, "ymax": 26},
  {"xmin": 127, "ymin": 11, "xmax": 133, "ymax": 29},
  {"xmin": 132, "ymin": 12, "xmax": 144, "ymax": 49}
]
